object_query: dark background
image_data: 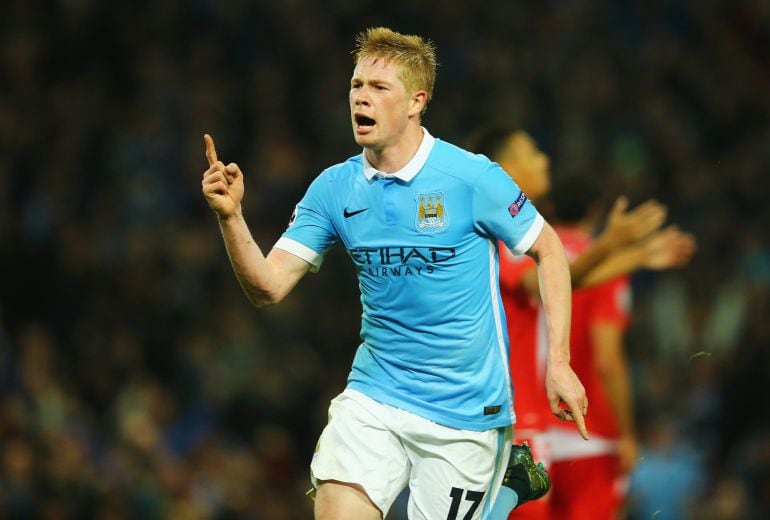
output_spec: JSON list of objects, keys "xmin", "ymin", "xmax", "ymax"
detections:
[{"xmin": 0, "ymin": 1, "xmax": 768, "ymax": 518}]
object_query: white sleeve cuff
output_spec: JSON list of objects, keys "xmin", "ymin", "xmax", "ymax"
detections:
[
  {"xmin": 511, "ymin": 212, "xmax": 545, "ymax": 255},
  {"xmin": 273, "ymin": 237, "xmax": 324, "ymax": 272}
]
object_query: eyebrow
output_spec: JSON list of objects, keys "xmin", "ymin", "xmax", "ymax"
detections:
[{"xmin": 350, "ymin": 77, "xmax": 393, "ymax": 87}]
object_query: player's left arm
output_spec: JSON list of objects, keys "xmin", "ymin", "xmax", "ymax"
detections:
[
  {"xmin": 526, "ymin": 222, "xmax": 589, "ymax": 440},
  {"xmin": 472, "ymin": 163, "xmax": 588, "ymax": 438}
]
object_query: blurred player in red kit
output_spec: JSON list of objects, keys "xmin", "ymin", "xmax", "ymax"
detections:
[{"xmin": 471, "ymin": 127, "xmax": 696, "ymax": 520}]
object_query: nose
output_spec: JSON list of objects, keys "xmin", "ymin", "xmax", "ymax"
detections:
[{"xmin": 352, "ymin": 87, "xmax": 370, "ymax": 107}]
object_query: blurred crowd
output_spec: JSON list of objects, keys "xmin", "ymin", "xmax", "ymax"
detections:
[{"xmin": 0, "ymin": 0, "xmax": 768, "ymax": 518}]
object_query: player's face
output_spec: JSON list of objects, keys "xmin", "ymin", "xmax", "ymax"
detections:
[
  {"xmin": 500, "ymin": 132, "xmax": 551, "ymax": 202},
  {"xmin": 349, "ymin": 57, "xmax": 420, "ymax": 150}
]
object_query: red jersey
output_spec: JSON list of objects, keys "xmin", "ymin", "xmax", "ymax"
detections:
[
  {"xmin": 549, "ymin": 225, "xmax": 631, "ymax": 440},
  {"xmin": 498, "ymin": 226, "xmax": 630, "ymax": 438},
  {"xmin": 498, "ymin": 245, "xmax": 549, "ymax": 432}
]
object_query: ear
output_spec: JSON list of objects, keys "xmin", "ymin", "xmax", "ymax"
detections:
[{"xmin": 409, "ymin": 91, "xmax": 428, "ymax": 117}]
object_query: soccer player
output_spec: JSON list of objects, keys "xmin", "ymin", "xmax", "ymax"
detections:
[
  {"xmin": 471, "ymin": 127, "xmax": 695, "ymax": 520},
  {"xmin": 201, "ymin": 28, "xmax": 587, "ymax": 520},
  {"xmin": 546, "ymin": 177, "xmax": 693, "ymax": 520},
  {"xmin": 544, "ymin": 175, "xmax": 636, "ymax": 520}
]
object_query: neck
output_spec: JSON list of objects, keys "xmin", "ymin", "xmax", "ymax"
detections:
[{"xmin": 365, "ymin": 124, "xmax": 424, "ymax": 173}]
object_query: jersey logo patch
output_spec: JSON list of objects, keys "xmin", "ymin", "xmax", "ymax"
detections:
[
  {"xmin": 483, "ymin": 405, "xmax": 501, "ymax": 415},
  {"xmin": 508, "ymin": 191, "xmax": 527, "ymax": 217},
  {"xmin": 343, "ymin": 207, "xmax": 369, "ymax": 218},
  {"xmin": 415, "ymin": 192, "xmax": 449, "ymax": 233}
]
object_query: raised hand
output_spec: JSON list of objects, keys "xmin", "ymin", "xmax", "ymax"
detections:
[
  {"xmin": 602, "ymin": 197, "xmax": 667, "ymax": 248},
  {"xmin": 641, "ymin": 225, "xmax": 697, "ymax": 270},
  {"xmin": 201, "ymin": 133, "xmax": 245, "ymax": 219}
]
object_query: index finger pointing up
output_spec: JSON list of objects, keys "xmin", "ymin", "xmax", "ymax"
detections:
[{"xmin": 204, "ymin": 133, "xmax": 218, "ymax": 167}]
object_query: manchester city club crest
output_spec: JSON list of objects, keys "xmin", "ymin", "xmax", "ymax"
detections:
[{"xmin": 415, "ymin": 192, "xmax": 449, "ymax": 233}]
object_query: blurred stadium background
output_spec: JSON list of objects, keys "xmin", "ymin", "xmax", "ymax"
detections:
[{"xmin": 0, "ymin": 1, "xmax": 768, "ymax": 518}]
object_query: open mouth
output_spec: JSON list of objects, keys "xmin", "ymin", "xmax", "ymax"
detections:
[{"xmin": 355, "ymin": 115, "xmax": 376, "ymax": 128}]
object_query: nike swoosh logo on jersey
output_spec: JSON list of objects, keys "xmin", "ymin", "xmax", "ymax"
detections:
[{"xmin": 343, "ymin": 207, "xmax": 369, "ymax": 218}]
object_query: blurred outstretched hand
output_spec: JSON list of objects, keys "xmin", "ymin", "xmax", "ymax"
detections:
[{"xmin": 602, "ymin": 197, "xmax": 668, "ymax": 248}]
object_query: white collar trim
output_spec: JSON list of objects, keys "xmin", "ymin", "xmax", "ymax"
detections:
[{"xmin": 362, "ymin": 128, "xmax": 435, "ymax": 182}]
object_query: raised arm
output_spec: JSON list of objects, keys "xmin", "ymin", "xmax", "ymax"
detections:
[
  {"xmin": 526, "ymin": 222, "xmax": 589, "ymax": 439},
  {"xmin": 569, "ymin": 197, "xmax": 666, "ymax": 285},
  {"xmin": 518, "ymin": 198, "xmax": 667, "ymax": 295},
  {"xmin": 579, "ymin": 226, "xmax": 697, "ymax": 287},
  {"xmin": 201, "ymin": 134, "xmax": 310, "ymax": 307}
]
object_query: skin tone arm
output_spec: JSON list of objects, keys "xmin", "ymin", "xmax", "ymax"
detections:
[
  {"xmin": 579, "ymin": 226, "xmax": 697, "ymax": 288},
  {"xmin": 201, "ymin": 134, "xmax": 310, "ymax": 307},
  {"xmin": 527, "ymin": 222, "xmax": 590, "ymax": 439},
  {"xmin": 567, "ymin": 197, "xmax": 666, "ymax": 285},
  {"xmin": 520, "ymin": 197, "xmax": 667, "ymax": 295},
  {"xmin": 591, "ymin": 322, "xmax": 639, "ymax": 474},
  {"xmin": 204, "ymin": 133, "xmax": 378, "ymax": 519}
]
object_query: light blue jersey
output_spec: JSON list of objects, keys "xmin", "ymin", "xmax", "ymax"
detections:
[{"xmin": 275, "ymin": 130, "xmax": 544, "ymax": 431}]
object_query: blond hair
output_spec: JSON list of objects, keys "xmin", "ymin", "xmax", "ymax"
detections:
[{"xmin": 353, "ymin": 27, "xmax": 437, "ymax": 115}]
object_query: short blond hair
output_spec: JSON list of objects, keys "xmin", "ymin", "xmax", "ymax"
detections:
[{"xmin": 353, "ymin": 27, "xmax": 437, "ymax": 114}]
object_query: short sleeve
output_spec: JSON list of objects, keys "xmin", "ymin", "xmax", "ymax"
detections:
[
  {"xmin": 498, "ymin": 240, "xmax": 537, "ymax": 293},
  {"xmin": 473, "ymin": 164, "xmax": 544, "ymax": 254},
  {"xmin": 274, "ymin": 174, "xmax": 339, "ymax": 272}
]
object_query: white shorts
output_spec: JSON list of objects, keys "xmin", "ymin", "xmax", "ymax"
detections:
[{"xmin": 310, "ymin": 389, "xmax": 512, "ymax": 519}]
